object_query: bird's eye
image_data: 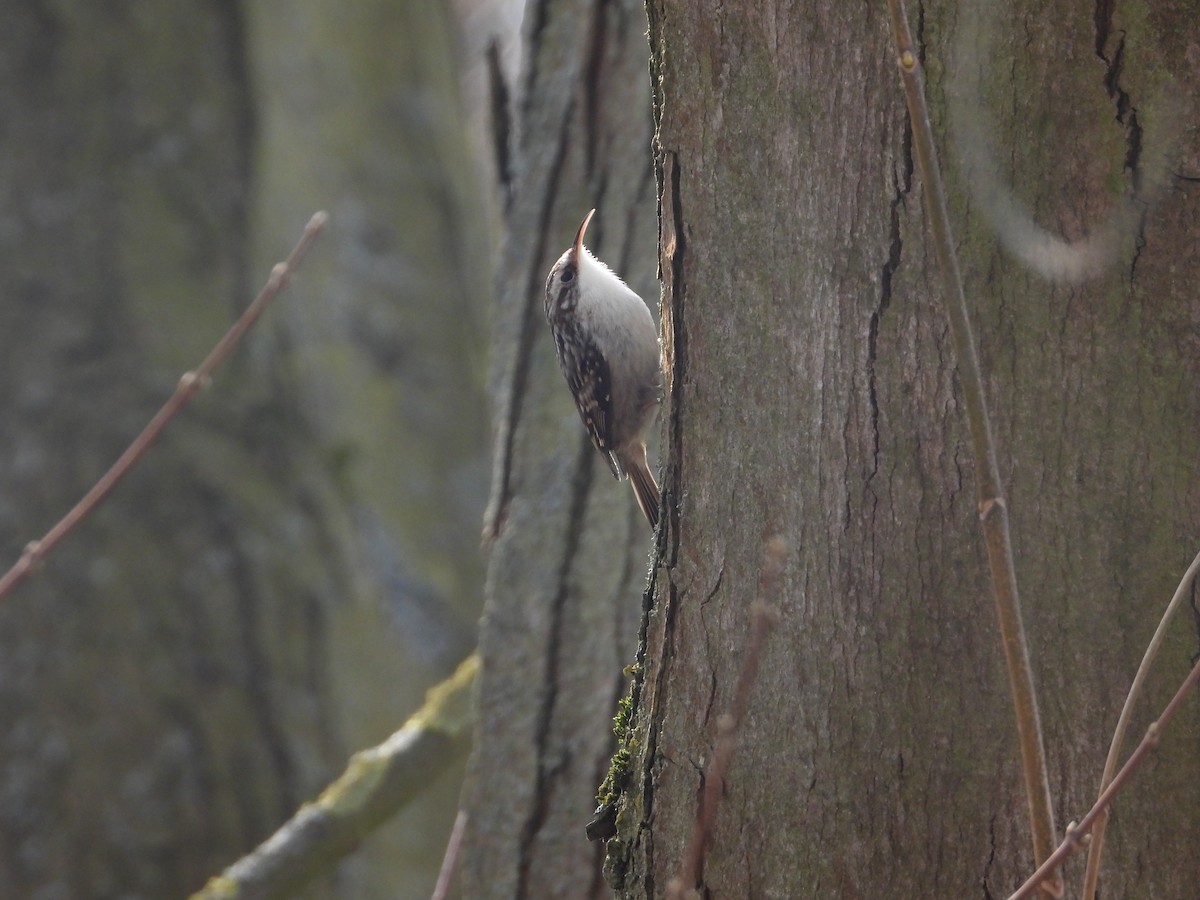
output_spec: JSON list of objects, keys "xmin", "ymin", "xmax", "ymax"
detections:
[{"xmin": 560, "ymin": 267, "xmax": 574, "ymax": 284}]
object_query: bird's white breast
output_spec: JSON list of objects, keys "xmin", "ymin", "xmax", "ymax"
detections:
[{"xmin": 576, "ymin": 247, "xmax": 659, "ymax": 382}]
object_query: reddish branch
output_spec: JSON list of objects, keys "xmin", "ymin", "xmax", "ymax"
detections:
[
  {"xmin": 1080, "ymin": 548, "xmax": 1200, "ymax": 898},
  {"xmin": 668, "ymin": 537, "xmax": 785, "ymax": 898},
  {"xmin": 1008, "ymin": 649, "xmax": 1200, "ymax": 900},
  {"xmin": 0, "ymin": 212, "xmax": 328, "ymax": 603},
  {"xmin": 430, "ymin": 809, "xmax": 468, "ymax": 900}
]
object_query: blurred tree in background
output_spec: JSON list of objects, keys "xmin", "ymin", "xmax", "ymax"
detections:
[{"xmin": 0, "ymin": 1, "xmax": 488, "ymax": 897}]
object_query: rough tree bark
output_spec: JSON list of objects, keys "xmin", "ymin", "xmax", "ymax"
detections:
[
  {"xmin": 458, "ymin": 0, "xmax": 658, "ymax": 896},
  {"xmin": 596, "ymin": 1, "xmax": 1200, "ymax": 897},
  {"xmin": 0, "ymin": 2, "xmax": 486, "ymax": 897}
]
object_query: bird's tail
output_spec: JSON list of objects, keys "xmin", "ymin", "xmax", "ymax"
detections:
[{"xmin": 621, "ymin": 443, "xmax": 660, "ymax": 530}]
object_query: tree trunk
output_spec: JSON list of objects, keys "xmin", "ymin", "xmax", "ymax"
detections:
[
  {"xmin": 0, "ymin": 2, "xmax": 486, "ymax": 897},
  {"xmin": 603, "ymin": 0, "xmax": 1200, "ymax": 897},
  {"xmin": 459, "ymin": 0, "xmax": 658, "ymax": 896}
]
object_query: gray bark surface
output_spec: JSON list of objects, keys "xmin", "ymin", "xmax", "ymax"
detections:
[
  {"xmin": 604, "ymin": 1, "xmax": 1200, "ymax": 897},
  {"xmin": 459, "ymin": 0, "xmax": 659, "ymax": 897}
]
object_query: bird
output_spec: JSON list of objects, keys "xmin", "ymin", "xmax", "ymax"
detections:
[{"xmin": 544, "ymin": 209, "xmax": 663, "ymax": 529}]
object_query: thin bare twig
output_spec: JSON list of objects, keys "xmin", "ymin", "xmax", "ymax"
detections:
[
  {"xmin": 0, "ymin": 211, "xmax": 328, "ymax": 603},
  {"xmin": 430, "ymin": 809, "xmax": 468, "ymax": 900},
  {"xmin": 1008, "ymin": 646, "xmax": 1200, "ymax": 900},
  {"xmin": 882, "ymin": 4, "xmax": 1059, "ymax": 896},
  {"xmin": 1080, "ymin": 548, "xmax": 1200, "ymax": 899},
  {"xmin": 668, "ymin": 537, "xmax": 785, "ymax": 899}
]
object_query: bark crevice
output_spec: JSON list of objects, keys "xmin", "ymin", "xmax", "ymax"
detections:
[{"xmin": 516, "ymin": 431, "xmax": 597, "ymax": 893}]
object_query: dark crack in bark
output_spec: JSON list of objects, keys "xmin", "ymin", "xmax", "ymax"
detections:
[
  {"xmin": 484, "ymin": 100, "xmax": 576, "ymax": 541},
  {"xmin": 486, "ymin": 40, "xmax": 514, "ymax": 210},
  {"xmin": 516, "ymin": 429, "xmax": 597, "ymax": 895},
  {"xmin": 866, "ymin": 114, "xmax": 913, "ymax": 486},
  {"xmin": 1094, "ymin": 0, "xmax": 1147, "ymax": 279}
]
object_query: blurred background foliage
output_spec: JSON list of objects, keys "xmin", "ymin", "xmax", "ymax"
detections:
[{"xmin": 0, "ymin": 0, "xmax": 509, "ymax": 896}]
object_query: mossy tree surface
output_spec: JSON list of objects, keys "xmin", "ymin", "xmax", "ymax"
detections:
[{"xmin": 603, "ymin": 1, "xmax": 1200, "ymax": 897}]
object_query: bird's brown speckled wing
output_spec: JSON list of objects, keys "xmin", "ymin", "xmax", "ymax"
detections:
[{"xmin": 553, "ymin": 323, "xmax": 620, "ymax": 478}]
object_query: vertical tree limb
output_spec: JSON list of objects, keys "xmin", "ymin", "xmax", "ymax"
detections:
[{"xmin": 883, "ymin": 3, "xmax": 1059, "ymax": 895}]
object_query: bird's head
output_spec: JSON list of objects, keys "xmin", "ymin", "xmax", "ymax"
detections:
[{"xmin": 545, "ymin": 208, "xmax": 625, "ymax": 321}]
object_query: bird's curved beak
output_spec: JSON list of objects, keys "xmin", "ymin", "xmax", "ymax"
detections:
[{"xmin": 571, "ymin": 208, "xmax": 596, "ymax": 265}]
